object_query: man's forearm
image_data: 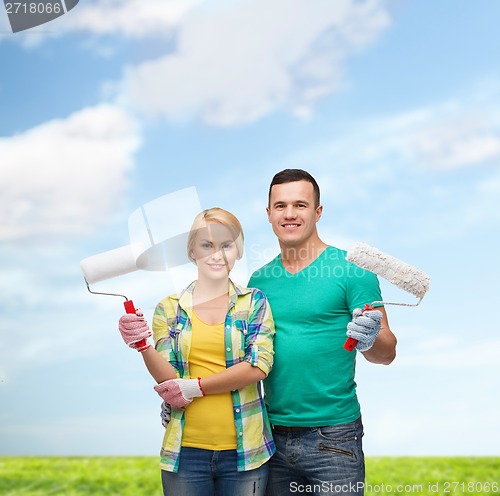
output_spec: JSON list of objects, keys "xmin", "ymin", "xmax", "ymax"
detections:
[
  {"xmin": 362, "ymin": 307, "xmax": 397, "ymax": 364},
  {"xmin": 362, "ymin": 328, "xmax": 397, "ymax": 364}
]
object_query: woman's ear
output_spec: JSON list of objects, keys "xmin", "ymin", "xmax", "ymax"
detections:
[{"xmin": 189, "ymin": 250, "xmax": 197, "ymax": 263}]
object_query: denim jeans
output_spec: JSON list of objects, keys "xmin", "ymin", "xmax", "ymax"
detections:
[
  {"xmin": 266, "ymin": 417, "xmax": 365, "ymax": 495},
  {"xmin": 161, "ymin": 447, "xmax": 269, "ymax": 496}
]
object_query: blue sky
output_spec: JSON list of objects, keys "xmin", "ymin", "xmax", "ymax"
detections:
[{"xmin": 1, "ymin": 0, "xmax": 499, "ymax": 457}]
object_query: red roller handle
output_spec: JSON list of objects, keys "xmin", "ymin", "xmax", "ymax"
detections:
[
  {"xmin": 124, "ymin": 299, "xmax": 136, "ymax": 314},
  {"xmin": 343, "ymin": 304, "xmax": 374, "ymax": 352},
  {"xmin": 123, "ymin": 299, "xmax": 148, "ymax": 350}
]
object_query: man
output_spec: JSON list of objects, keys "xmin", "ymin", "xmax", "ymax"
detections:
[{"xmin": 248, "ymin": 169, "xmax": 397, "ymax": 495}]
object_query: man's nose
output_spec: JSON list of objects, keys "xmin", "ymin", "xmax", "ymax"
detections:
[{"xmin": 284, "ymin": 206, "xmax": 297, "ymax": 218}]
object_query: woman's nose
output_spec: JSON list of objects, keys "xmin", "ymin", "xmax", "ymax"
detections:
[{"xmin": 210, "ymin": 247, "xmax": 224, "ymax": 260}]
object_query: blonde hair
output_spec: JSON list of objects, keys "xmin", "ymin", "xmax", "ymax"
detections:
[{"xmin": 187, "ymin": 208, "xmax": 244, "ymax": 263}]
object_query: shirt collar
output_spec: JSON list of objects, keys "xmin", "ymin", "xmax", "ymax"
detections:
[{"xmin": 170, "ymin": 279, "xmax": 252, "ymax": 314}]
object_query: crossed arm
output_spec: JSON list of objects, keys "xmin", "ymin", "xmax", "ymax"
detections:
[{"xmin": 141, "ymin": 346, "xmax": 265, "ymax": 394}]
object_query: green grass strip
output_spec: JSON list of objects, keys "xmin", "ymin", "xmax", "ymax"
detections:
[
  {"xmin": 366, "ymin": 457, "xmax": 499, "ymax": 495},
  {"xmin": 0, "ymin": 456, "xmax": 498, "ymax": 495},
  {"xmin": 0, "ymin": 457, "xmax": 160, "ymax": 496}
]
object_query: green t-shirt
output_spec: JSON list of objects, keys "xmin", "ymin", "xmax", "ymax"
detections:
[{"xmin": 248, "ymin": 245, "xmax": 382, "ymax": 427}]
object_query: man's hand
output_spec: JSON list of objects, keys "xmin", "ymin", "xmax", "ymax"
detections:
[
  {"xmin": 118, "ymin": 310, "xmax": 152, "ymax": 352},
  {"xmin": 346, "ymin": 308, "xmax": 383, "ymax": 352},
  {"xmin": 154, "ymin": 378, "xmax": 204, "ymax": 408},
  {"xmin": 160, "ymin": 401, "xmax": 171, "ymax": 427}
]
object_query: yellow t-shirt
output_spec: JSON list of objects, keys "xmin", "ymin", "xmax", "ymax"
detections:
[{"xmin": 181, "ymin": 311, "xmax": 237, "ymax": 450}]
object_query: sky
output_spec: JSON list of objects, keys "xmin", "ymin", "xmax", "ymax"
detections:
[{"xmin": 1, "ymin": 0, "xmax": 499, "ymax": 458}]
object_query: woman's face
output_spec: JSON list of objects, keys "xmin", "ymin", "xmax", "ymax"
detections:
[{"xmin": 190, "ymin": 223, "xmax": 239, "ymax": 279}]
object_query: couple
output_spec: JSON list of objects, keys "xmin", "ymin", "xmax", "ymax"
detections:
[{"xmin": 118, "ymin": 169, "xmax": 397, "ymax": 496}]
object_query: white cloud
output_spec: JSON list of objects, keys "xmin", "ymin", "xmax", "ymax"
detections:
[
  {"xmin": 0, "ymin": 0, "xmax": 205, "ymax": 44},
  {"xmin": 120, "ymin": 0, "xmax": 391, "ymax": 126},
  {"xmin": 354, "ymin": 99, "xmax": 500, "ymax": 228},
  {"xmin": 405, "ymin": 115, "xmax": 500, "ymax": 169},
  {"xmin": 0, "ymin": 104, "xmax": 141, "ymax": 241},
  {"xmin": 64, "ymin": 0, "xmax": 205, "ymax": 38},
  {"xmin": 255, "ymin": 87, "xmax": 500, "ymax": 239},
  {"xmin": 361, "ymin": 100, "xmax": 500, "ymax": 170},
  {"xmin": 463, "ymin": 168, "xmax": 500, "ymax": 225}
]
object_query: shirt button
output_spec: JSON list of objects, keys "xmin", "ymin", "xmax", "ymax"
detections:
[
  {"xmin": 226, "ymin": 347, "xmax": 231, "ymax": 352},
  {"xmin": 226, "ymin": 325, "xmax": 231, "ymax": 329},
  {"xmin": 239, "ymin": 432, "xmax": 243, "ymax": 436},
  {"xmin": 235, "ymin": 408, "xmax": 240, "ymax": 413}
]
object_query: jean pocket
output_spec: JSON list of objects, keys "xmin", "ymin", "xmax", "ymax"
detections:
[
  {"xmin": 316, "ymin": 424, "xmax": 363, "ymax": 459},
  {"xmin": 318, "ymin": 443, "xmax": 355, "ymax": 458}
]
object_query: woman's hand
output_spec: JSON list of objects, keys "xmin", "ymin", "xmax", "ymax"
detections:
[{"xmin": 118, "ymin": 309, "xmax": 152, "ymax": 352}]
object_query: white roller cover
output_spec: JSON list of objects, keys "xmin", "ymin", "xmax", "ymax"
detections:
[
  {"xmin": 346, "ymin": 242, "xmax": 430, "ymax": 299},
  {"xmin": 80, "ymin": 243, "xmax": 146, "ymax": 284},
  {"xmin": 80, "ymin": 187, "xmax": 203, "ymax": 289}
]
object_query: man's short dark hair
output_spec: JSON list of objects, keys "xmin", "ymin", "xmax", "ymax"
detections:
[{"xmin": 268, "ymin": 169, "xmax": 321, "ymax": 208}]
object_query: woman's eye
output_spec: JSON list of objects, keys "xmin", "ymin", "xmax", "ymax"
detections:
[
  {"xmin": 222, "ymin": 243, "xmax": 233, "ymax": 250},
  {"xmin": 201, "ymin": 243, "xmax": 211, "ymax": 249}
]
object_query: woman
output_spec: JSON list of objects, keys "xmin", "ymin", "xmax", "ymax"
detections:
[{"xmin": 118, "ymin": 208, "xmax": 275, "ymax": 496}]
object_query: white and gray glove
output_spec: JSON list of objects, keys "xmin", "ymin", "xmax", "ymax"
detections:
[
  {"xmin": 346, "ymin": 308, "xmax": 383, "ymax": 352},
  {"xmin": 160, "ymin": 401, "xmax": 171, "ymax": 427}
]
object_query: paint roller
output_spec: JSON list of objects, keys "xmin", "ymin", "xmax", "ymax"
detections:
[
  {"xmin": 80, "ymin": 187, "xmax": 203, "ymax": 315},
  {"xmin": 80, "ymin": 243, "xmax": 146, "ymax": 314},
  {"xmin": 344, "ymin": 242, "xmax": 431, "ymax": 352}
]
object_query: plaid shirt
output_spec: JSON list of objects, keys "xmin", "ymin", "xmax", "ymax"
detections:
[{"xmin": 152, "ymin": 279, "xmax": 275, "ymax": 472}]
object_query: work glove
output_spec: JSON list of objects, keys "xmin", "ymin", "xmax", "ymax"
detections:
[
  {"xmin": 160, "ymin": 401, "xmax": 171, "ymax": 428},
  {"xmin": 154, "ymin": 378, "xmax": 205, "ymax": 408},
  {"xmin": 118, "ymin": 309, "xmax": 152, "ymax": 352},
  {"xmin": 346, "ymin": 308, "xmax": 383, "ymax": 352}
]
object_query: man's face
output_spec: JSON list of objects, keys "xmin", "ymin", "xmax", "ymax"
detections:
[{"xmin": 266, "ymin": 180, "xmax": 322, "ymax": 248}]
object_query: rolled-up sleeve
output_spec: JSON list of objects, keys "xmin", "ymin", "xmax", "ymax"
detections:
[
  {"xmin": 244, "ymin": 290, "xmax": 275, "ymax": 376},
  {"xmin": 152, "ymin": 300, "xmax": 180, "ymax": 376}
]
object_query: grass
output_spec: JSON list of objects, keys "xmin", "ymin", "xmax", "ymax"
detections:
[
  {"xmin": 366, "ymin": 457, "xmax": 500, "ymax": 495},
  {"xmin": 0, "ymin": 457, "xmax": 498, "ymax": 495},
  {"xmin": 0, "ymin": 457, "xmax": 161, "ymax": 496}
]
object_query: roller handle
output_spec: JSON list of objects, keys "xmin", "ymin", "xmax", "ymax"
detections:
[
  {"xmin": 124, "ymin": 299, "xmax": 136, "ymax": 314},
  {"xmin": 123, "ymin": 299, "xmax": 148, "ymax": 351},
  {"xmin": 344, "ymin": 304, "xmax": 374, "ymax": 352}
]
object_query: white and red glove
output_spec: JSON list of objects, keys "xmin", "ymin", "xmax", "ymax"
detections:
[
  {"xmin": 118, "ymin": 310, "xmax": 152, "ymax": 352},
  {"xmin": 154, "ymin": 378, "xmax": 205, "ymax": 408},
  {"xmin": 346, "ymin": 308, "xmax": 383, "ymax": 352}
]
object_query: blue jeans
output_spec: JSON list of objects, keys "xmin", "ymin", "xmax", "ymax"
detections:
[
  {"xmin": 266, "ymin": 417, "xmax": 365, "ymax": 495},
  {"xmin": 161, "ymin": 447, "xmax": 269, "ymax": 496}
]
